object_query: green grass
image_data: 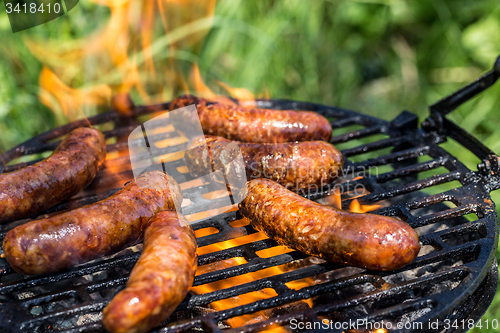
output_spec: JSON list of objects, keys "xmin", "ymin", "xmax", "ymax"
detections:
[{"xmin": 1, "ymin": 0, "xmax": 500, "ymax": 331}]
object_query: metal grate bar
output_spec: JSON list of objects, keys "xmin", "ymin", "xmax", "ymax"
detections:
[
  {"xmin": 20, "ymin": 302, "xmax": 106, "ymax": 330},
  {"xmin": 330, "ymin": 125, "xmax": 384, "ymax": 144},
  {"xmin": 350, "ymin": 146, "xmax": 430, "ymax": 170},
  {"xmin": 329, "ymin": 117, "xmax": 360, "ymax": 129},
  {"xmin": 0, "ymin": 98, "xmax": 498, "ymax": 333},
  {"xmin": 342, "ymin": 136, "xmax": 407, "ymax": 157},
  {"xmin": 412, "ymin": 205, "xmax": 475, "ymax": 228},
  {"xmin": 314, "ymin": 267, "xmax": 468, "ymax": 314},
  {"xmin": 358, "ymin": 172, "xmax": 461, "ymax": 204},
  {"xmin": 375, "ymin": 157, "xmax": 446, "ymax": 183},
  {"xmin": 0, "ymin": 252, "xmax": 141, "ymax": 294}
]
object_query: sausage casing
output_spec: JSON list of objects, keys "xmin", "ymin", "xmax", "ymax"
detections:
[
  {"xmin": 3, "ymin": 171, "xmax": 182, "ymax": 276},
  {"xmin": 239, "ymin": 179, "xmax": 420, "ymax": 271},
  {"xmin": 169, "ymin": 95, "xmax": 332, "ymax": 143},
  {"xmin": 0, "ymin": 127, "xmax": 107, "ymax": 224},
  {"xmin": 102, "ymin": 211, "xmax": 197, "ymax": 333},
  {"xmin": 185, "ymin": 135, "xmax": 344, "ymax": 191}
]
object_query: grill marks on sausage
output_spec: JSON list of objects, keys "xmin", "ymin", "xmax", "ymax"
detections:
[
  {"xmin": 170, "ymin": 95, "xmax": 332, "ymax": 143},
  {"xmin": 0, "ymin": 127, "xmax": 107, "ymax": 224},
  {"xmin": 239, "ymin": 179, "xmax": 421, "ymax": 271},
  {"xmin": 185, "ymin": 135, "xmax": 344, "ymax": 191},
  {"xmin": 2, "ymin": 171, "xmax": 182, "ymax": 276},
  {"xmin": 102, "ymin": 211, "xmax": 197, "ymax": 333}
]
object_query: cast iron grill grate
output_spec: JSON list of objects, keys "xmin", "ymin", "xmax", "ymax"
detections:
[{"xmin": 1, "ymin": 60, "xmax": 500, "ymax": 333}]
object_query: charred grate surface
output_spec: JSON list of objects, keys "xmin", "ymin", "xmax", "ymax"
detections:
[{"xmin": 0, "ymin": 98, "xmax": 498, "ymax": 333}]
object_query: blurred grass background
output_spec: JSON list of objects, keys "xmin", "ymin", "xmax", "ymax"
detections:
[{"xmin": 1, "ymin": 0, "xmax": 500, "ymax": 330}]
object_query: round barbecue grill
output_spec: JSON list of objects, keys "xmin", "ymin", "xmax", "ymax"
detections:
[{"xmin": 1, "ymin": 58, "xmax": 500, "ymax": 333}]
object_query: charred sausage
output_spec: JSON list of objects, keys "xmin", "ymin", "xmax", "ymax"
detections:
[
  {"xmin": 169, "ymin": 95, "xmax": 332, "ymax": 143},
  {"xmin": 239, "ymin": 179, "xmax": 420, "ymax": 271},
  {"xmin": 184, "ymin": 135, "xmax": 344, "ymax": 191},
  {"xmin": 3, "ymin": 171, "xmax": 182, "ymax": 276},
  {"xmin": 0, "ymin": 127, "xmax": 107, "ymax": 224},
  {"xmin": 102, "ymin": 211, "xmax": 197, "ymax": 333}
]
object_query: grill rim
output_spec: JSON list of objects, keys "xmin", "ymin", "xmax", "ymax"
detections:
[{"xmin": 0, "ymin": 95, "xmax": 499, "ymax": 333}]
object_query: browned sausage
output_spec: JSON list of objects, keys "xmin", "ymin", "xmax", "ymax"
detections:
[
  {"xmin": 239, "ymin": 179, "xmax": 420, "ymax": 271},
  {"xmin": 3, "ymin": 171, "xmax": 182, "ymax": 276},
  {"xmin": 102, "ymin": 211, "xmax": 197, "ymax": 333},
  {"xmin": 169, "ymin": 95, "xmax": 332, "ymax": 143},
  {"xmin": 0, "ymin": 127, "xmax": 106, "ymax": 224},
  {"xmin": 184, "ymin": 135, "xmax": 344, "ymax": 191}
]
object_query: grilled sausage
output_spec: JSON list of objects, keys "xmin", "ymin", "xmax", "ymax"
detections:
[
  {"xmin": 0, "ymin": 127, "xmax": 107, "ymax": 224},
  {"xmin": 184, "ymin": 135, "xmax": 344, "ymax": 191},
  {"xmin": 239, "ymin": 179, "xmax": 420, "ymax": 271},
  {"xmin": 169, "ymin": 95, "xmax": 332, "ymax": 143},
  {"xmin": 102, "ymin": 211, "xmax": 197, "ymax": 333},
  {"xmin": 3, "ymin": 171, "xmax": 182, "ymax": 276}
]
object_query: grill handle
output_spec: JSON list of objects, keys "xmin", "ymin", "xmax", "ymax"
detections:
[
  {"xmin": 429, "ymin": 54, "xmax": 500, "ymax": 115},
  {"xmin": 423, "ymin": 55, "xmax": 500, "ymax": 185}
]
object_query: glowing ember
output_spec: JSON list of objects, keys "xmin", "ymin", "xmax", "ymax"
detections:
[
  {"xmin": 191, "ymin": 226, "xmax": 316, "ymax": 330},
  {"xmin": 189, "ymin": 189, "xmax": 384, "ymax": 329}
]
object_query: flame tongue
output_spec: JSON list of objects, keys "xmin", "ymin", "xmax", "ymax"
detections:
[
  {"xmin": 323, "ymin": 187, "xmax": 382, "ymax": 213},
  {"xmin": 191, "ymin": 223, "xmax": 314, "ymax": 330},
  {"xmin": 32, "ymin": 0, "xmax": 219, "ymax": 122},
  {"xmin": 218, "ymin": 81, "xmax": 257, "ymax": 106},
  {"xmin": 38, "ymin": 67, "xmax": 111, "ymax": 122},
  {"xmin": 29, "ymin": 0, "xmax": 271, "ymax": 124},
  {"xmin": 191, "ymin": 63, "xmax": 257, "ymax": 105},
  {"xmin": 349, "ymin": 199, "xmax": 382, "ymax": 213}
]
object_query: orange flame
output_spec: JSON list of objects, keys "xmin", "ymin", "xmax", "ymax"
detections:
[
  {"xmin": 29, "ymin": 0, "xmax": 217, "ymax": 123},
  {"xmin": 323, "ymin": 187, "xmax": 382, "ymax": 213},
  {"xmin": 191, "ymin": 64, "xmax": 235, "ymax": 105},
  {"xmin": 38, "ymin": 67, "xmax": 111, "ymax": 122},
  {"xmin": 218, "ymin": 81, "xmax": 257, "ymax": 106},
  {"xmin": 189, "ymin": 63, "xmax": 270, "ymax": 106},
  {"xmin": 84, "ymin": 154, "xmax": 135, "ymax": 192},
  {"xmin": 191, "ymin": 222, "xmax": 314, "ymax": 330},
  {"xmin": 28, "ymin": 1, "xmax": 325, "ymax": 331},
  {"xmin": 191, "ymin": 63, "xmax": 220, "ymax": 101},
  {"xmin": 31, "ymin": 0, "xmax": 264, "ymax": 124},
  {"xmin": 349, "ymin": 199, "xmax": 382, "ymax": 213},
  {"xmin": 186, "ymin": 156, "xmax": 380, "ymax": 331},
  {"xmin": 321, "ymin": 188, "xmax": 342, "ymax": 209}
]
